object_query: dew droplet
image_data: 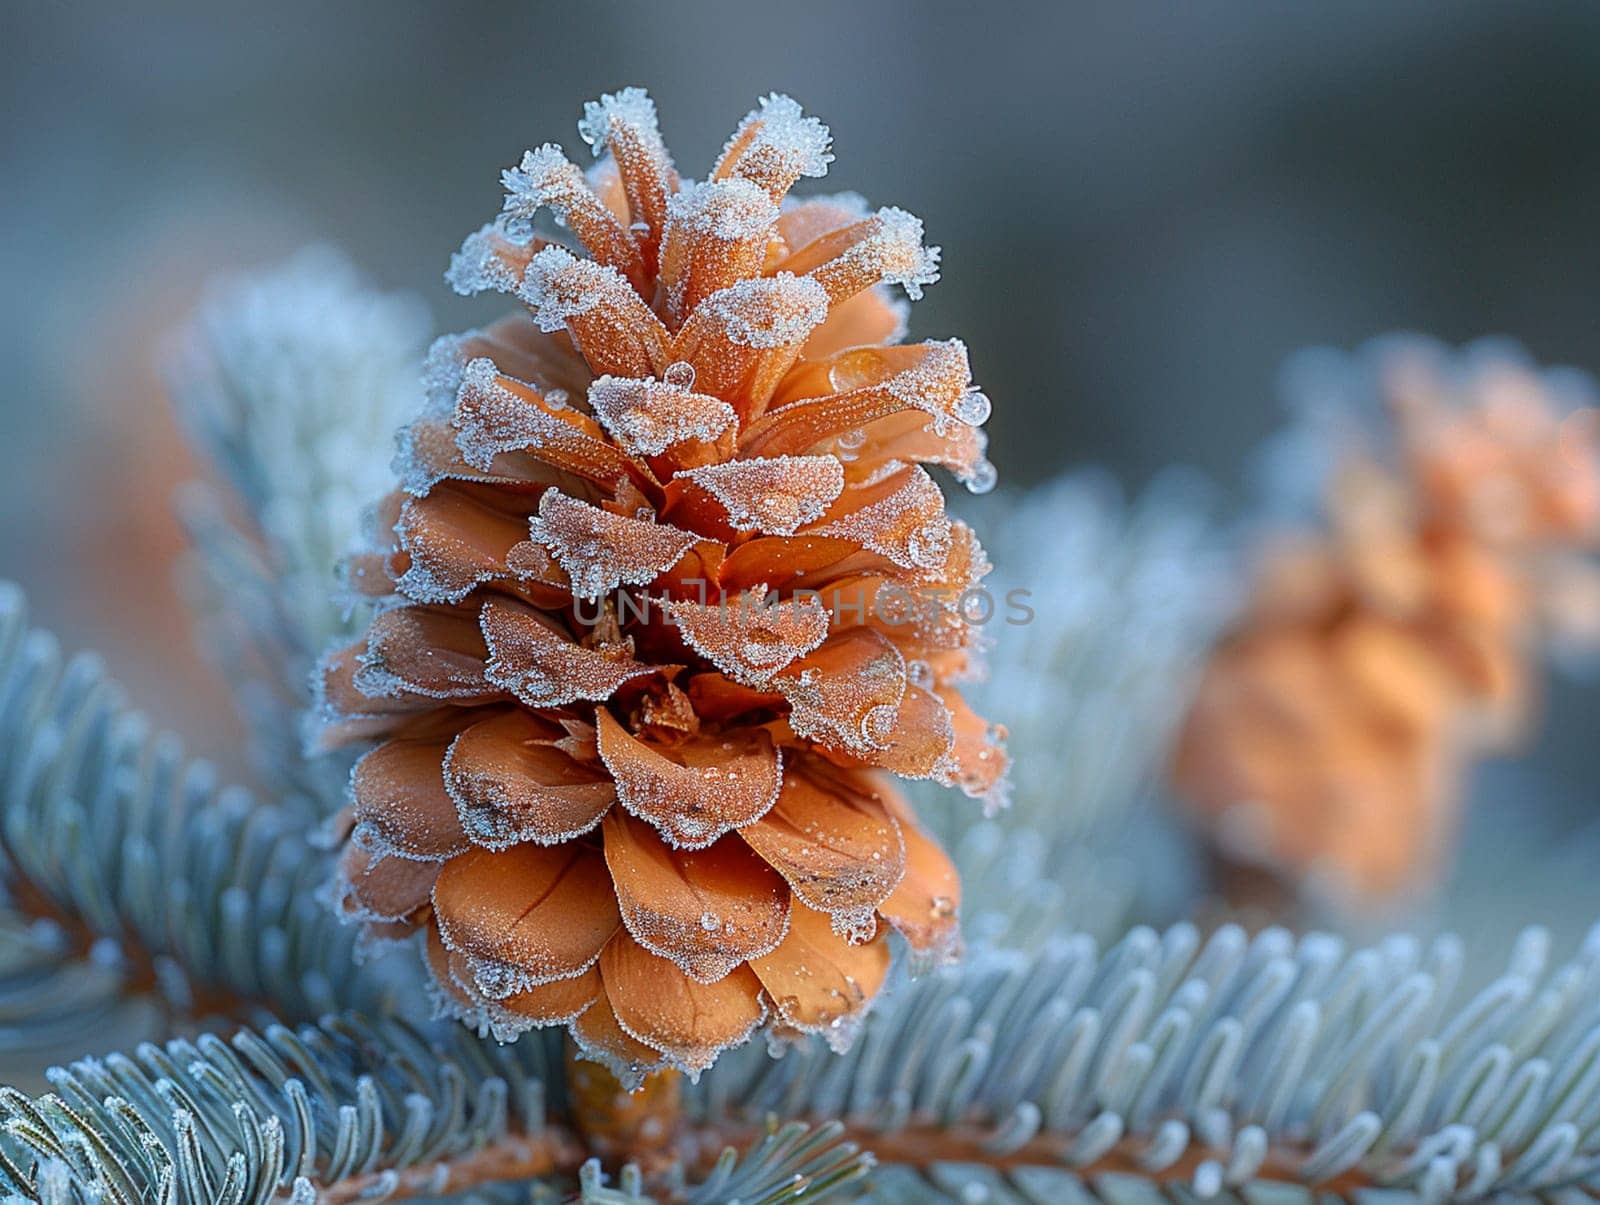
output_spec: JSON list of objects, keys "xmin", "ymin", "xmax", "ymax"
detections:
[
  {"xmin": 861, "ymin": 703, "xmax": 897, "ymax": 745},
  {"xmin": 965, "ymin": 458, "xmax": 998, "ymax": 495},
  {"xmin": 662, "ymin": 360, "xmax": 697, "ymax": 390},
  {"xmin": 954, "ymin": 389, "xmax": 991, "ymax": 426},
  {"xmin": 837, "ymin": 427, "xmax": 866, "ymax": 450},
  {"xmin": 700, "ymin": 911, "xmax": 721, "ymax": 931},
  {"xmin": 906, "ymin": 519, "xmax": 952, "ymax": 569},
  {"xmin": 907, "ymin": 659, "xmax": 935, "ymax": 690}
]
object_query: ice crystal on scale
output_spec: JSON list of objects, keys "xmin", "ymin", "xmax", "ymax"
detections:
[{"xmin": 316, "ymin": 87, "xmax": 1004, "ymax": 1082}]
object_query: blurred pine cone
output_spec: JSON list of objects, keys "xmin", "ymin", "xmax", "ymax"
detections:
[
  {"xmin": 313, "ymin": 90, "xmax": 1007, "ymax": 1082},
  {"xmin": 1176, "ymin": 340, "xmax": 1600, "ymax": 901}
]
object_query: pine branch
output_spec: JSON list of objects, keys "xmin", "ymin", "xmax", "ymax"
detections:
[
  {"xmin": 0, "ymin": 1013, "xmax": 569, "ymax": 1203},
  {"xmin": 0, "ymin": 1013, "xmax": 875, "ymax": 1205},
  {"xmin": 577, "ymin": 1120, "xmax": 873, "ymax": 1204},
  {"xmin": 0, "ymin": 582, "xmax": 401, "ymax": 1063},
  {"xmin": 7, "ymin": 565, "xmax": 1598, "ymax": 1201},
  {"xmin": 694, "ymin": 919, "xmax": 1600, "ymax": 1200},
  {"xmin": 166, "ymin": 246, "xmax": 431, "ymax": 813}
]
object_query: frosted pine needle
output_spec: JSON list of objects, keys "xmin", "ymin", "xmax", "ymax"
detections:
[{"xmin": 167, "ymin": 246, "xmax": 430, "ymax": 809}]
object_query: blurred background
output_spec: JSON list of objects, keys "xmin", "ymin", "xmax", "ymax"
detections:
[{"xmin": 4, "ymin": 1, "xmax": 1600, "ymax": 929}]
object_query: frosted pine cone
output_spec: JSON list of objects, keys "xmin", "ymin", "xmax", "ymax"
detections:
[
  {"xmin": 314, "ymin": 89, "xmax": 1007, "ymax": 1082},
  {"xmin": 1175, "ymin": 339, "xmax": 1600, "ymax": 900}
]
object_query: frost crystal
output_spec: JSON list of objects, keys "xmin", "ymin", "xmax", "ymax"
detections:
[
  {"xmin": 501, "ymin": 143, "xmax": 645, "ymax": 284},
  {"xmin": 665, "ymin": 587, "xmax": 831, "ymax": 684},
  {"xmin": 446, "ymin": 219, "xmax": 535, "ymax": 297},
  {"xmin": 775, "ymin": 633, "xmax": 909, "ymax": 758},
  {"xmin": 717, "ymin": 94, "xmax": 833, "ymax": 201},
  {"xmin": 444, "ymin": 714, "xmax": 614, "ymax": 850},
  {"xmin": 658, "ymin": 179, "xmax": 783, "ymax": 325},
  {"xmin": 393, "ymin": 490, "xmax": 520, "ymax": 605},
  {"xmin": 578, "ymin": 86, "xmax": 665, "ymax": 158},
  {"xmin": 884, "ymin": 340, "xmax": 982, "ymax": 435},
  {"xmin": 680, "ymin": 456, "xmax": 845, "ymax": 535},
  {"xmin": 481, "ymin": 598, "xmax": 658, "ymax": 707},
  {"xmin": 803, "ymin": 207, "xmax": 942, "ymax": 304},
  {"xmin": 695, "ymin": 274, "xmax": 830, "ymax": 349},
  {"xmin": 520, "ymin": 247, "xmax": 609, "ymax": 332},
  {"xmin": 866, "ymin": 208, "xmax": 942, "ymax": 300},
  {"xmin": 447, "ymin": 356, "xmax": 632, "ymax": 490},
  {"xmin": 588, "ymin": 374, "xmax": 736, "ymax": 457},
  {"xmin": 449, "ymin": 356, "xmax": 543, "ymax": 468},
  {"xmin": 502, "ymin": 144, "xmax": 589, "ymax": 230},
  {"xmin": 597, "ymin": 713, "xmax": 784, "ymax": 849},
  {"xmin": 814, "ymin": 467, "xmax": 952, "ymax": 572},
  {"xmin": 388, "ymin": 335, "xmax": 482, "ymax": 496},
  {"xmin": 667, "ymin": 178, "xmax": 779, "ymax": 244},
  {"xmin": 420, "ymin": 333, "xmax": 472, "ymax": 415},
  {"xmin": 444, "ymin": 355, "xmax": 518, "ymax": 467},
  {"xmin": 353, "ymin": 607, "xmax": 490, "ymax": 702},
  {"xmin": 526, "ymin": 490, "xmax": 698, "ymax": 600}
]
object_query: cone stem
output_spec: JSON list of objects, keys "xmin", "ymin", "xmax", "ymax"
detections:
[{"xmin": 564, "ymin": 1039, "xmax": 684, "ymax": 1174}]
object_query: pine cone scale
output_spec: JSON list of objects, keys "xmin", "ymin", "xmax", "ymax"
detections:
[{"xmin": 602, "ymin": 809, "xmax": 790, "ymax": 984}]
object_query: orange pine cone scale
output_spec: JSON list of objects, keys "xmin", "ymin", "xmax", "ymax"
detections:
[{"xmin": 314, "ymin": 89, "xmax": 1007, "ymax": 1084}]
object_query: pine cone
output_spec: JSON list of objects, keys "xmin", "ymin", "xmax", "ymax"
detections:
[
  {"xmin": 313, "ymin": 90, "xmax": 1007, "ymax": 1082},
  {"xmin": 1175, "ymin": 340, "xmax": 1600, "ymax": 900}
]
